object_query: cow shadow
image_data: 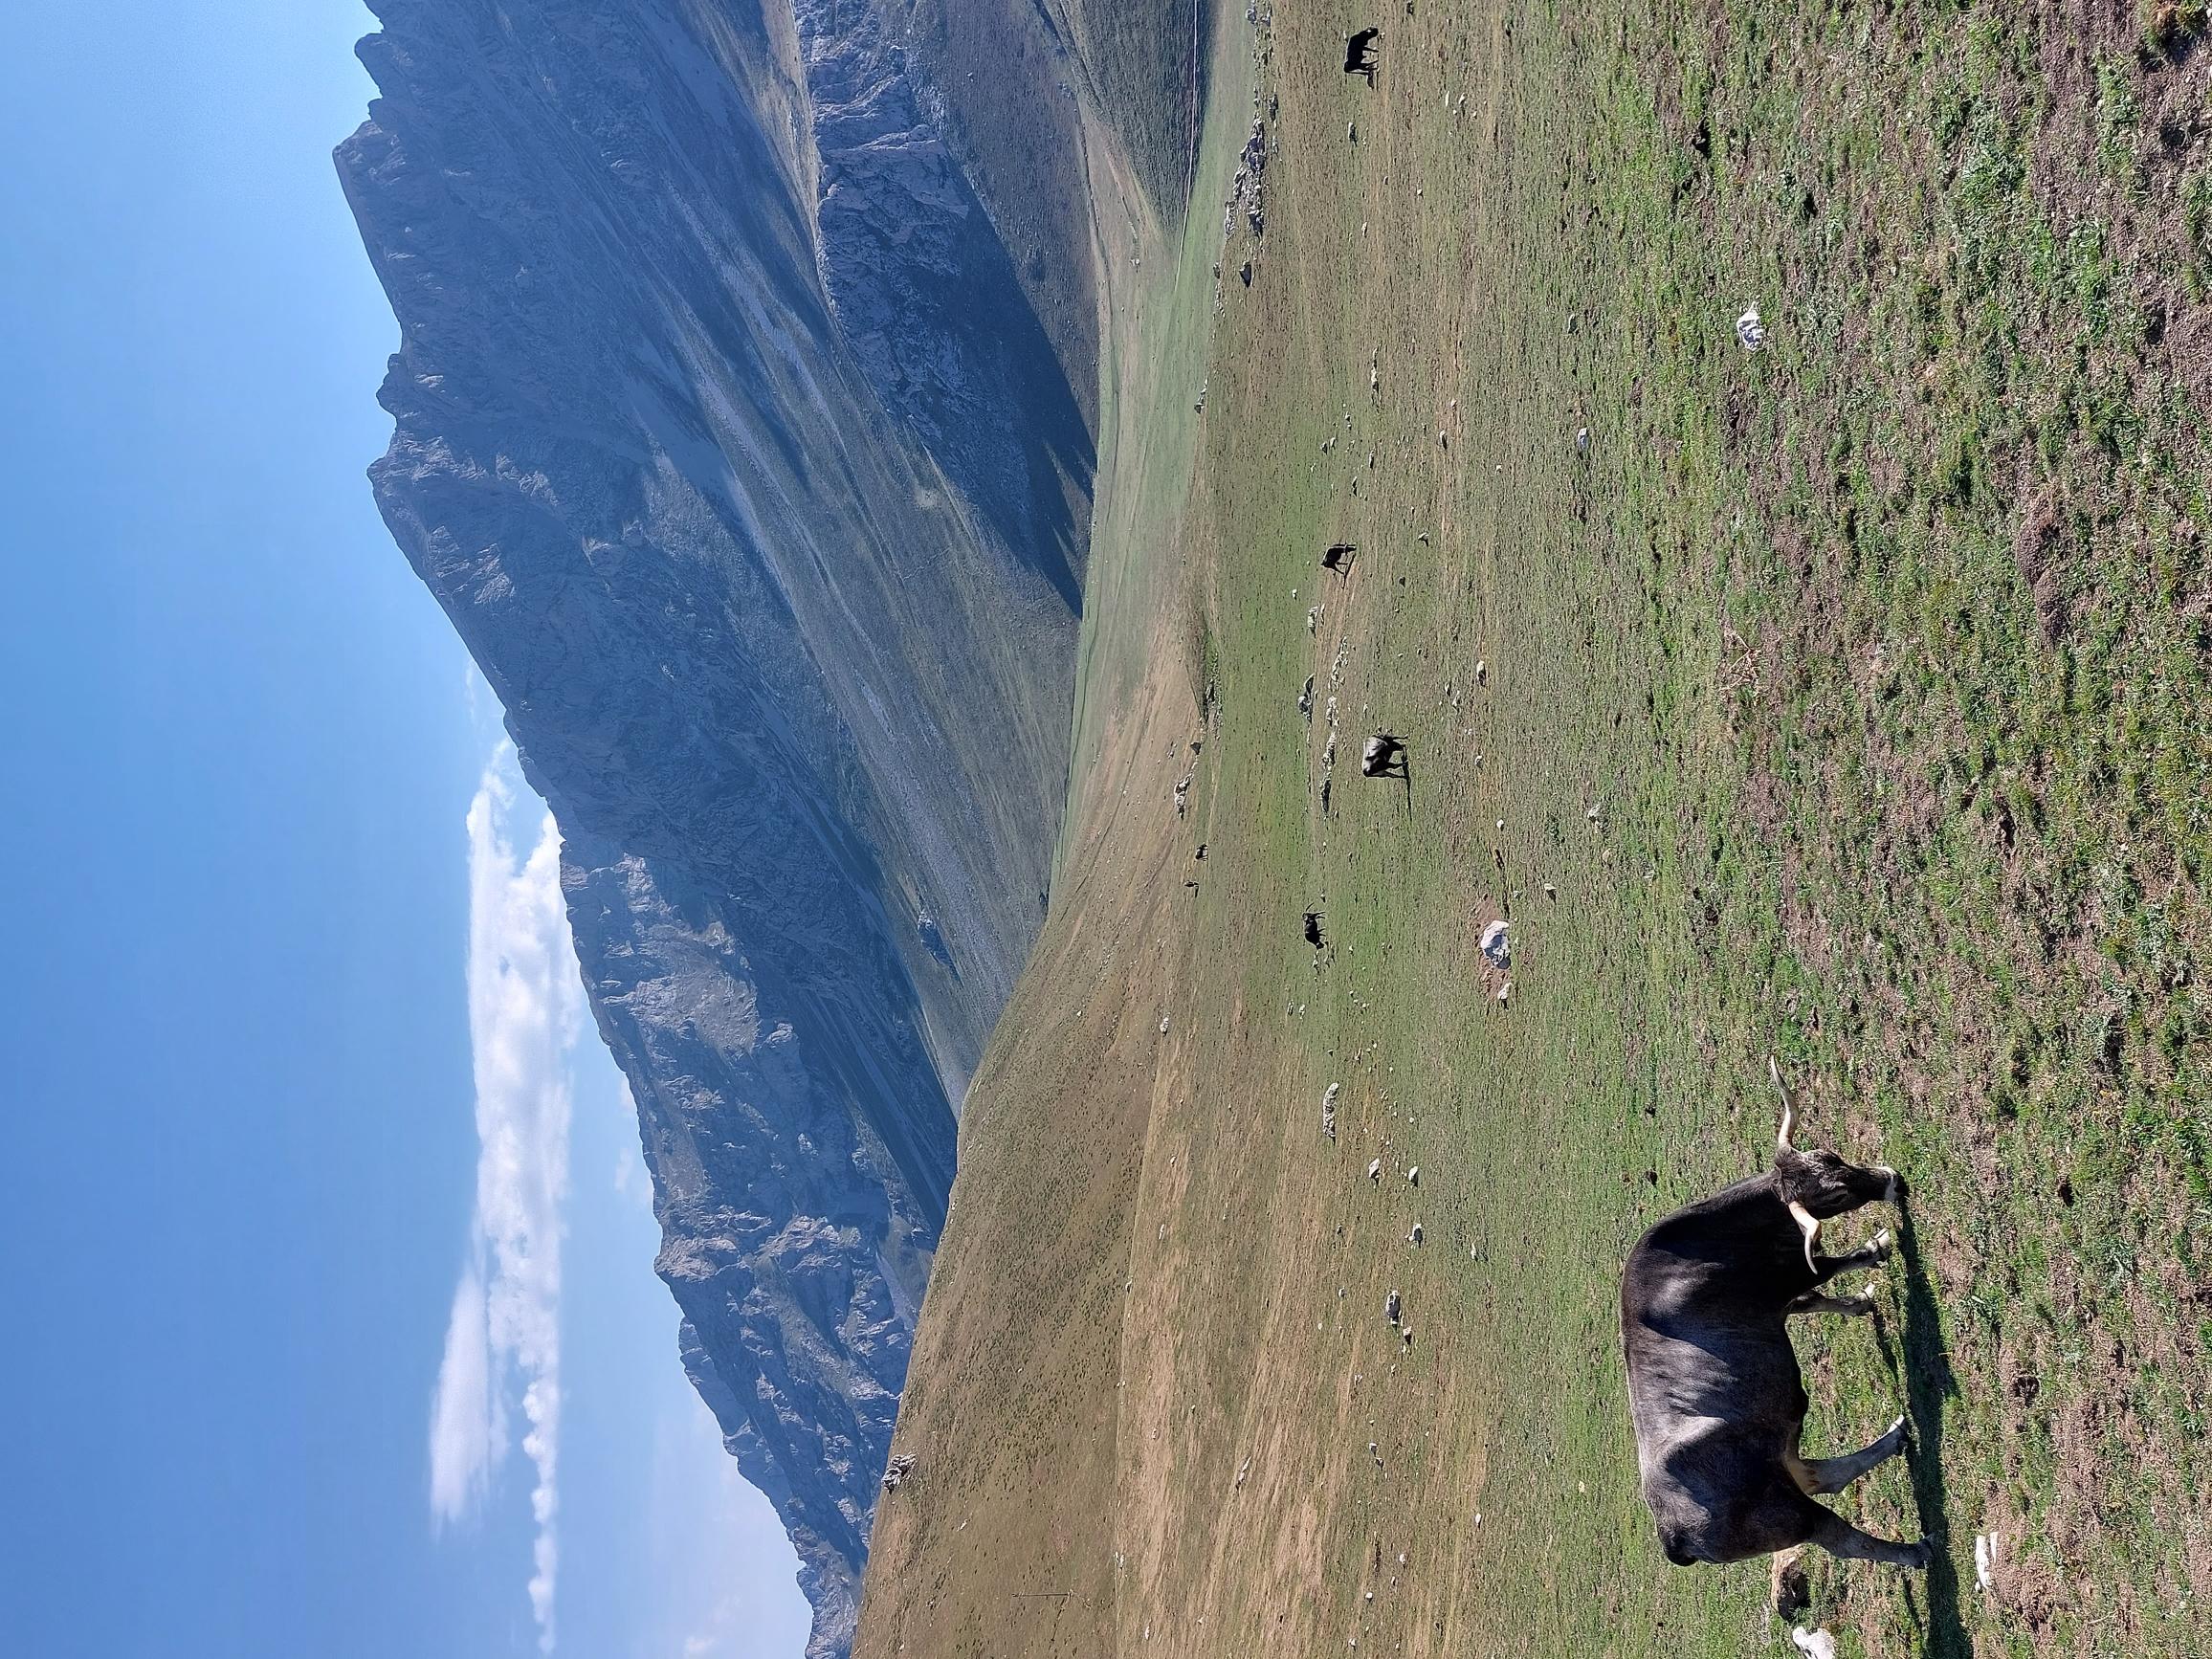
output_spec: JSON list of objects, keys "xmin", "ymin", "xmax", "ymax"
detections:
[{"xmin": 1873, "ymin": 1206, "xmax": 1970, "ymax": 1658}]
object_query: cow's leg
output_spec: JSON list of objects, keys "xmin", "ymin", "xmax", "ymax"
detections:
[
  {"xmin": 1787, "ymin": 1288, "xmax": 1877, "ymax": 1316},
  {"xmin": 1811, "ymin": 1229, "xmax": 1891, "ymax": 1283},
  {"xmin": 1799, "ymin": 1416, "xmax": 1908, "ymax": 1494},
  {"xmin": 1806, "ymin": 1504, "xmax": 1930, "ymax": 1569}
]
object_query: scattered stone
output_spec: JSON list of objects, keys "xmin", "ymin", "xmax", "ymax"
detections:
[
  {"xmin": 1407, "ymin": 1223, "xmax": 1423, "ymax": 1245},
  {"xmin": 1383, "ymin": 1289, "xmax": 1402, "ymax": 1325},
  {"xmin": 1495, "ymin": 980, "xmax": 1512, "ymax": 1006},
  {"xmin": 1322, "ymin": 1081, "xmax": 1340, "ymax": 1139},
  {"xmin": 1228, "ymin": 119, "xmax": 1270, "ymax": 237},
  {"xmin": 1736, "ymin": 305, "xmax": 1767, "ymax": 351},
  {"xmin": 882, "ymin": 1453, "xmax": 917, "ymax": 1492},
  {"xmin": 1788, "ymin": 1632, "xmax": 1836, "ymax": 1659},
  {"xmin": 1405, "ymin": 1165, "xmax": 1419, "ymax": 1185},
  {"xmin": 1160, "ymin": 1016, "xmax": 1170, "ymax": 1034},
  {"xmin": 1368, "ymin": 1158, "xmax": 1384, "ymax": 1184},
  {"xmin": 1479, "ymin": 918, "xmax": 1510, "ymax": 969}
]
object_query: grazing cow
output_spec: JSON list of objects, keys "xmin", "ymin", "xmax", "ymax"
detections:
[
  {"xmin": 1620, "ymin": 1061, "xmax": 1930, "ymax": 1571},
  {"xmin": 1322, "ymin": 542, "xmax": 1358, "ymax": 575},
  {"xmin": 1344, "ymin": 27, "xmax": 1380, "ymax": 83},
  {"xmin": 1360, "ymin": 734, "xmax": 1407, "ymax": 778}
]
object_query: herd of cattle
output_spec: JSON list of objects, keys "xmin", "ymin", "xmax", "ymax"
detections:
[{"xmin": 1319, "ymin": 22, "xmax": 1931, "ymax": 1584}]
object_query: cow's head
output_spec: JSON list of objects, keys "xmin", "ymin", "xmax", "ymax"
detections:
[
  {"xmin": 1774, "ymin": 1144, "xmax": 1897, "ymax": 1218},
  {"xmin": 1769, "ymin": 1056, "xmax": 1900, "ymax": 1220}
]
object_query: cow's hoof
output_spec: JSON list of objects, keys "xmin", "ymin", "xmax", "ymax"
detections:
[
  {"xmin": 1869, "ymin": 1228, "xmax": 1893, "ymax": 1260},
  {"xmin": 1853, "ymin": 1289, "xmax": 1880, "ymax": 1315},
  {"xmin": 1905, "ymin": 1541, "xmax": 1933, "ymax": 1571}
]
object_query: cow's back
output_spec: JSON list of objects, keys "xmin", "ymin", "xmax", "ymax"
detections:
[{"xmin": 1621, "ymin": 1178, "xmax": 1810, "ymax": 1526}]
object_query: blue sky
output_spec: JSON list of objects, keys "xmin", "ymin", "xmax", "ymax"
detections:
[{"xmin": 0, "ymin": 5, "xmax": 807, "ymax": 1655}]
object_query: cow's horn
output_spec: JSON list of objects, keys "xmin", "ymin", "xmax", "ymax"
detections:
[
  {"xmin": 1769, "ymin": 1055, "xmax": 1797, "ymax": 1151},
  {"xmin": 1787, "ymin": 1200, "xmax": 1820, "ymax": 1274}
]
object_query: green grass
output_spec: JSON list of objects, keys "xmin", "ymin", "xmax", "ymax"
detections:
[{"xmin": 860, "ymin": 3, "xmax": 2212, "ymax": 1655}]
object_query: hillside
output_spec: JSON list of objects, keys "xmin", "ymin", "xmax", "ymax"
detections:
[
  {"xmin": 339, "ymin": 0, "xmax": 1118, "ymax": 1648},
  {"xmin": 856, "ymin": 4, "xmax": 2212, "ymax": 1656}
]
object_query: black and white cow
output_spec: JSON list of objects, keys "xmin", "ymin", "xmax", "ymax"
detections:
[{"xmin": 1620, "ymin": 1061, "xmax": 1930, "ymax": 1570}]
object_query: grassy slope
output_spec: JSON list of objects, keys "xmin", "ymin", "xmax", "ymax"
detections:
[{"xmin": 859, "ymin": 4, "xmax": 2212, "ymax": 1657}]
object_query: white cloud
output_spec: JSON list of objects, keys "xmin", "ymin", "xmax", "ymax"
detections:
[
  {"xmin": 428, "ymin": 1268, "xmax": 499, "ymax": 1523},
  {"xmin": 429, "ymin": 742, "xmax": 581, "ymax": 1654}
]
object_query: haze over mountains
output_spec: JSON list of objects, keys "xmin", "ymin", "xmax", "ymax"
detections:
[{"xmin": 337, "ymin": 0, "xmax": 1137, "ymax": 1649}]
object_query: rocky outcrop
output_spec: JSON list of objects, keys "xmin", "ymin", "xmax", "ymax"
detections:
[{"xmin": 337, "ymin": 1, "xmax": 1097, "ymax": 1650}]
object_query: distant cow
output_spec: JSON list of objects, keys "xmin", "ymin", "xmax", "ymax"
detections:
[
  {"xmin": 1322, "ymin": 542, "xmax": 1358, "ymax": 574},
  {"xmin": 1620, "ymin": 1061, "xmax": 1929, "ymax": 1571},
  {"xmin": 1344, "ymin": 28, "xmax": 1380, "ymax": 83},
  {"xmin": 1360, "ymin": 734, "xmax": 1407, "ymax": 778}
]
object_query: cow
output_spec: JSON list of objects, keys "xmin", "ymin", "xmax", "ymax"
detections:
[
  {"xmin": 1360, "ymin": 733, "xmax": 1407, "ymax": 778},
  {"xmin": 1344, "ymin": 28, "xmax": 1380, "ymax": 83},
  {"xmin": 1322, "ymin": 542, "xmax": 1358, "ymax": 575},
  {"xmin": 1620, "ymin": 1060, "xmax": 1931, "ymax": 1571}
]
